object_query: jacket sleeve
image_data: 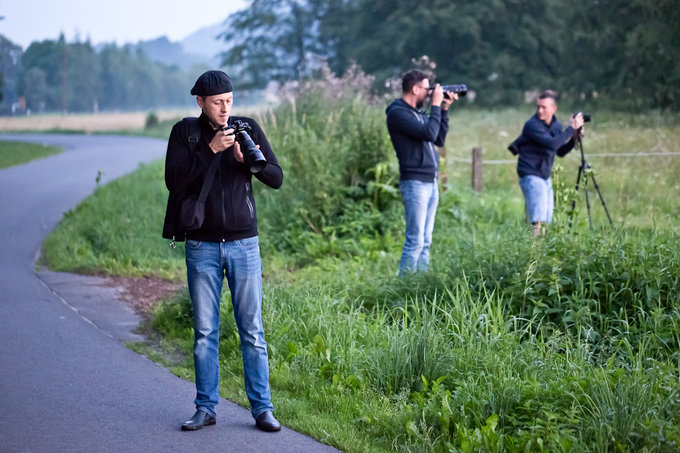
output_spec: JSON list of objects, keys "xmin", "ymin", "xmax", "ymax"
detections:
[
  {"xmin": 387, "ymin": 105, "xmax": 443, "ymax": 143},
  {"xmin": 557, "ymin": 138, "xmax": 576, "ymax": 157},
  {"xmin": 164, "ymin": 120, "xmax": 211, "ymax": 194},
  {"xmin": 434, "ymin": 109, "xmax": 449, "ymax": 147},
  {"xmin": 248, "ymin": 119, "xmax": 283, "ymax": 189},
  {"xmin": 522, "ymin": 119, "xmax": 575, "ymax": 153}
]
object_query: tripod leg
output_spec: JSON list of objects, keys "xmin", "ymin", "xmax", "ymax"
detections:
[
  {"xmin": 571, "ymin": 137, "xmax": 613, "ymax": 230},
  {"xmin": 584, "ymin": 167, "xmax": 593, "ymax": 230},
  {"xmin": 569, "ymin": 165, "xmax": 583, "ymax": 228},
  {"xmin": 589, "ymin": 172, "xmax": 614, "ymax": 226}
]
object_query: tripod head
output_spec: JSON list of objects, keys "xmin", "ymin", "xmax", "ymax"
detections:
[{"xmin": 571, "ymin": 111, "xmax": 589, "ymax": 143}]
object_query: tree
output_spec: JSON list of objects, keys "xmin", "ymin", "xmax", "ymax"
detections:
[
  {"xmin": 19, "ymin": 37, "xmax": 100, "ymax": 113},
  {"xmin": 566, "ymin": 0, "xmax": 680, "ymax": 109},
  {"xmin": 20, "ymin": 38, "xmax": 64, "ymax": 111},
  {"xmin": 0, "ymin": 35, "xmax": 23, "ymax": 109},
  {"xmin": 22, "ymin": 67, "xmax": 48, "ymax": 112},
  {"xmin": 220, "ymin": 0, "xmax": 325, "ymax": 88},
  {"xmin": 17, "ymin": 40, "xmax": 196, "ymax": 112},
  {"xmin": 317, "ymin": 0, "xmax": 575, "ymax": 105},
  {"xmin": 220, "ymin": 0, "xmax": 578, "ymax": 105},
  {"xmin": 221, "ymin": 0, "xmax": 680, "ymax": 110},
  {"xmin": 64, "ymin": 41, "xmax": 99, "ymax": 112}
]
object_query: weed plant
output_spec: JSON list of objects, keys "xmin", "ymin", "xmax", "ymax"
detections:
[{"xmin": 42, "ymin": 67, "xmax": 680, "ymax": 451}]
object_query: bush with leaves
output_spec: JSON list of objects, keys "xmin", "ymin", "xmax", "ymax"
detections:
[{"xmin": 255, "ymin": 64, "xmax": 403, "ymax": 265}]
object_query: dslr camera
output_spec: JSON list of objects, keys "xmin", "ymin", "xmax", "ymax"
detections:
[
  {"xmin": 428, "ymin": 84, "xmax": 468, "ymax": 99},
  {"xmin": 225, "ymin": 120, "xmax": 266, "ymax": 173}
]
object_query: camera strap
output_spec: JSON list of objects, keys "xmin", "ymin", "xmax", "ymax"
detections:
[
  {"xmin": 197, "ymin": 153, "xmax": 221, "ymax": 204},
  {"xmin": 185, "ymin": 116, "xmax": 201, "ymax": 151}
]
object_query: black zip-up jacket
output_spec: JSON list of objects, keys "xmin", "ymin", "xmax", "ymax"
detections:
[
  {"xmin": 162, "ymin": 114, "xmax": 282, "ymax": 242},
  {"xmin": 385, "ymin": 98, "xmax": 449, "ymax": 181},
  {"xmin": 516, "ymin": 114, "xmax": 576, "ymax": 179}
]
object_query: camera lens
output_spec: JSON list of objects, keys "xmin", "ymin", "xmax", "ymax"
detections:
[
  {"xmin": 441, "ymin": 84, "xmax": 467, "ymax": 97},
  {"xmin": 236, "ymin": 130, "xmax": 266, "ymax": 173}
]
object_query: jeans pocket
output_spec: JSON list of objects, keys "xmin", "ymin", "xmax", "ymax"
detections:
[
  {"xmin": 186, "ymin": 239, "xmax": 201, "ymax": 249},
  {"xmin": 235, "ymin": 236, "xmax": 259, "ymax": 248}
]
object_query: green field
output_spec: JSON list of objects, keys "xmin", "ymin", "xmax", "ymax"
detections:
[
  {"xmin": 42, "ymin": 77, "xmax": 680, "ymax": 452},
  {"xmin": 0, "ymin": 140, "xmax": 62, "ymax": 169}
]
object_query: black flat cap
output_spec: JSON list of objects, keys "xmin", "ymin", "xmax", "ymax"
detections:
[{"xmin": 190, "ymin": 70, "xmax": 233, "ymax": 96}]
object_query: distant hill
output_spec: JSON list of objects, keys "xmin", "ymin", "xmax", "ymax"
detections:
[
  {"xmin": 135, "ymin": 22, "xmax": 227, "ymax": 69},
  {"xmin": 181, "ymin": 22, "xmax": 227, "ymax": 64}
]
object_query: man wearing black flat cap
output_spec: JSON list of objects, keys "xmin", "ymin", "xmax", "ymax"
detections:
[{"xmin": 163, "ymin": 70, "xmax": 283, "ymax": 432}]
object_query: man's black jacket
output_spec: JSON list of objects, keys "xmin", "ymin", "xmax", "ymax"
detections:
[
  {"xmin": 515, "ymin": 114, "xmax": 576, "ymax": 180},
  {"xmin": 162, "ymin": 114, "xmax": 282, "ymax": 242},
  {"xmin": 385, "ymin": 99, "xmax": 449, "ymax": 182}
]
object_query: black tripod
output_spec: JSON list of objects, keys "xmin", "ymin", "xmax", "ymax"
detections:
[{"xmin": 569, "ymin": 135, "xmax": 613, "ymax": 229}]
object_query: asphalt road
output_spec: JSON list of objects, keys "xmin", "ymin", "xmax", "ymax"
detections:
[{"xmin": 0, "ymin": 134, "xmax": 337, "ymax": 453}]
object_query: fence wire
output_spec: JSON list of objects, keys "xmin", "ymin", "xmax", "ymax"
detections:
[{"xmin": 446, "ymin": 151, "xmax": 680, "ymax": 165}]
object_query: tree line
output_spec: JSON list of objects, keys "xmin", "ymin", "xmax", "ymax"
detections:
[
  {"xmin": 222, "ymin": 0, "xmax": 679, "ymax": 110},
  {"xmin": 1, "ymin": 0, "xmax": 678, "ymax": 114},
  {"xmin": 0, "ymin": 35, "xmax": 202, "ymax": 114}
]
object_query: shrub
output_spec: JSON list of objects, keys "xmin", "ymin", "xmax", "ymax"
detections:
[
  {"xmin": 145, "ymin": 111, "xmax": 159, "ymax": 129},
  {"xmin": 255, "ymin": 64, "xmax": 403, "ymax": 265}
]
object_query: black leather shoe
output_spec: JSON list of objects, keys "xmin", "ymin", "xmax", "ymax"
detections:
[
  {"xmin": 255, "ymin": 411, "xmax": 281, "ymax": 432},
  {"xmin": 181, "ymin": 410, "xmax": 216, "ymax": 431}
]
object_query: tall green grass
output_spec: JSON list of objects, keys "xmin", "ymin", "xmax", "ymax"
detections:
[{"xmin": 43, "ymin": 68, "xmax": 680, "ymax": 451}]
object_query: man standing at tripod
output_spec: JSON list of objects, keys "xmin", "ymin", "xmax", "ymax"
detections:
[{"xmin": 513, "ymin": 90, "xmax": 584, "ymax": 235}]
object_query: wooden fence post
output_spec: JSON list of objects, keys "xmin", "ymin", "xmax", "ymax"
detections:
[{"xmin": 472, "ymin": 147, "xmax": 483, "ymax": 192}]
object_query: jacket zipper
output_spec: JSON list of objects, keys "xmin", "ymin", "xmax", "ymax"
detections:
[
  {"xmin": 245, "ymin": 183, "xmax": 254, "ymax": 218},
  {"xmin": 221, "ymin": 166, "xmax": 227, "ymax": 231},
  {"xmin": 413, "ymin": 110, "xmax": 437, "ymax": 167}
]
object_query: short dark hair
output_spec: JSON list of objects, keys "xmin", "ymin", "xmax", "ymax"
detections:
[
  {"xmin": 538, "ymin": 90, "xmax": 558, "ymax": 101},
  {"xmin": 402, "ymin": 70, "xmax": 430, "ymax": 93}
]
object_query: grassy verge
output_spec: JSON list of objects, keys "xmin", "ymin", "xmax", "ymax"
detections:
[
  {"xmin": 41, "ymin": 160, "xmax": 184, "ymax": 280},
  {"xmin": 41, "ymin": 73, "xmax": 680, "ymax": 451},
  {"xmin": 0, "ymin": 140, "xmax": 62, "ymax": 169}
]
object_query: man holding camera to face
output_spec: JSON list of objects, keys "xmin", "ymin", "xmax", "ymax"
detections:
[
  {"xmin": 162, "ymin": 70, "xmax": 283, "ymax": 432},
  {"xmin": 386, "ymin": 70, "xmax": 458, "ymax": 276},
  {"xmin": 510, "ymin": 90, "xmax": 585, "ymax": 236}
]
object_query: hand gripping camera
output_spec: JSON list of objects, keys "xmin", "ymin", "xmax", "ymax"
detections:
[
  {"xmin": 225, "ymin": 120, "xmax": 266, "ymax": 173},
  {"xmin": 573, "ymin": 112, "xmax": 592, "ymax": 123}
]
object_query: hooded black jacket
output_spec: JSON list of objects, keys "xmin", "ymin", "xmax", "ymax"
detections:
[
  {"xmin": 385, "ymin": 98, "xmax": 449, "ymax": 181},
  {"xmin": 162, "ymin": 114, "xmax": 282, "ymax": 242}
]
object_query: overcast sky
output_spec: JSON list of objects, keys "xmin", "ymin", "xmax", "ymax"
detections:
[{"xmin": 0, "ymin": 0, "xmax": 248, "ymax": 49}]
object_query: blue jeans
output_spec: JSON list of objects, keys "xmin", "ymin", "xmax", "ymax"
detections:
[
  {"xmin": 399, "ymin": 179, "xmax": 439, "ymax": 275},
  {"xmin": 184, "ymin": 236, "xmax": 273, "ymax": 419},
  {"xmin": 519, "ymin": 175, "xmax": 553, "ymax": 224}
]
